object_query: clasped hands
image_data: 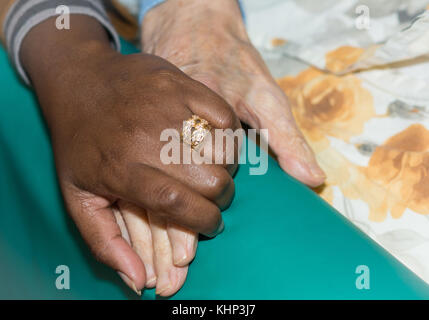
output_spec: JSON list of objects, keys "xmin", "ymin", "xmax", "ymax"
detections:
[{"xmin": 20, "ymin": 0, "xmax": 325, "ymax": 296}]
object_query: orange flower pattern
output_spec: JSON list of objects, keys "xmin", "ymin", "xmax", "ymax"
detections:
[{"xmin": 277, "ymin": 46, "xmax": 429, "ymax": 222}]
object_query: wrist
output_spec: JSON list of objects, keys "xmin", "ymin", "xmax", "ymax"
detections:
[
  {"xmin": 21, "ymin": 15, "xmax": 117, "ymax": 88},
  {"xmin": 142, "ymin": 0, "xmax": 247, "ymax": 52},
  {"xmin": 20, "ymin": 16, "xmax": 119, "ymax": 128}
]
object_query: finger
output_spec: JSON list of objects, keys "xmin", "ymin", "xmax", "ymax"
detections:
[
  {"xmin": 245, "ymin": 82, "xmax": 326, "ymax": 187},
  {"xmin": 148, "ymin": 213, "xmax": 189, "ymax": 297},
  {"xmin": 167, "ymin": 222, "xmax": 198, "ymax": 267},
  {"xmin": 179, "ymin": 118, "xmax": 241, "ymax": 175},
  {"xmin": 109, "ymin": 164, "xmax": 223, "ymax": 237},
  {"xmin": 187, "ymin": 78, "xmax": 242, "ymax": 131},
  {"xmin": 157, "ymin": 161, "xmax": 235, "ymax": 210},
  {"xmin": 61, "ymin": 183, "xmax": 146, "ymax": 294},
  {"xmin": 197, "ymin": 127, "xmax": 241, "ymax": 175},
  {"xmin": 118, "ymin": 201, "xmax": 157, "ymax": 288},
  {"xmin": 112, "ymin": 206, "xmax": 131, "ymax": 244},
  {"xmin": 112, "ymin": 207, "xmax": 146, "ymax": 291},
  {"xmin": 150, "ymin": 89, "xmax": 241, "ymax": 172},
  {"xmin": 185, "ymin": 80, "xmax": 243, "ymax": 173},
  {"xmin": 157, "ymin": 111, "xmax": 239, "ymax": 177}
]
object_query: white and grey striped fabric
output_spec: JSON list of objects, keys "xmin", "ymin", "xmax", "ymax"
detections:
[{"xmin": 3, "ymin": 0, "xmax": 121, "ymax": 85}]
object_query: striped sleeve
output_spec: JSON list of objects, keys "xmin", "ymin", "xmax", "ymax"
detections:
[
  {"xmin": 0, "ymin": 0, "xmax": 17, "ymax": 44},
  {"xmin": 3, "ymin": 0, "xmax": 121, "ymax": 85}
]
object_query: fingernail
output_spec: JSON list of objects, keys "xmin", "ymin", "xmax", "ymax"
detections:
[
  {"xmin": 118, "ymin": 271, "xmax": 141, "ymax": 296},
  {"xmin": 300, "ymin": 141, "xmax": 326, "ymax": 179},
  {"xmin": 190, "ymin": 234, "xmax": 198, "ymax": 256},
  {"xmin": 217, "ymin": 219, "xmax": 225, "ymax": 234},
  {"xmin": 205, "ymin": 220, "xmax": 225, "ymax": 238},
  {"xmin": 155, "ymin": 271, "xmax": 172, "ymax": 296},
  {"xmin": 173, "ymin": 242, "xmax": 188, "ymax": 266},
  {"xmin": 309, "ymin": 163, "xmax": 326, "ymax": 179},
  {"xmin": 144, "ymin": 262, "xmax": 155, "ymax": 279},
  {"xmin": 144, "ymin": 263, "xmax": 157, "ymax": 288},
  {"xmin": 146, "ymin": 276, "xmax": 157, "ymax": 288},
  {"xmin": 174, "ymin": 233, "xmax": 198, "ymax": 266}
]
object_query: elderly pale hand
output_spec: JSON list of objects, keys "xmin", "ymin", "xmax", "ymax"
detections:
[{"xmin": 125, "ymin": 0, "xmax": 327, "ymax": 297}]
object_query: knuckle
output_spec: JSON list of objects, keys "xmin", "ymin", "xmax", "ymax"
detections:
[
  {"xmin": 204, "ymin": 207, "xmax": 222, "ymax": 233},
  {"xmin": 151, "ymin": 69, "xmax": 181, "ymax": 91},
  {"xmin": 217, "ymin": 107, "xmax": 237, "ymax": 129},
  {"xmin": 156, "ymin": 183, "xmax": 186, "ymax": 211},
  {"xmin": 214, "ymin": 129, "xmax": 240, "ymax": 166},
  {"xmin": 206, "ymin": 171, "xmax": 232, "ymax": 199}
]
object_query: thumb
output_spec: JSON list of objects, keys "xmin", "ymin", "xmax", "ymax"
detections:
[
  {"xmin": 244, "ymin": 83, "xmax": 326, "ymax": 187},
  {"xmin": 61, "ymin": 182, "xmax": 147, "ymax": 294},
  {"xmin": 187, "ymin": 69, "xmax": 325, "ymax": 186}
]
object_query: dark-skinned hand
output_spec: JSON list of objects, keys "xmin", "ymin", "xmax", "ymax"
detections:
[{"xmin": 21, "ymin": 15, "xmax": 241, "ymax": 294}]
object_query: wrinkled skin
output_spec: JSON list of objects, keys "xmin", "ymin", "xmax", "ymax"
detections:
[
  {"xmin": 117, "ymin": 0, "xmax": 327, "ymax": 296},
  {"xmin": 21, "ymin": 0, "xmax": 326, "ymax": 297},
  {"xmin": 21, "ymin": 15, "xmax": 241, "ymax": 295},
  {"xmin": 141, "ymin": 0, "xmax": 325, "ymax": 185}
]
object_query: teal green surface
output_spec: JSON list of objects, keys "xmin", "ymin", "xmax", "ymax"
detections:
[{"xmin": 1, "ymin": 40, "xmax": 429, "ymax": 299}]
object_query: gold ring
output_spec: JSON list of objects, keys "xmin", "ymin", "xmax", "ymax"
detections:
[{"xmin": 182, "ymin": 115, "xmax": 211, "ymax": 150}]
